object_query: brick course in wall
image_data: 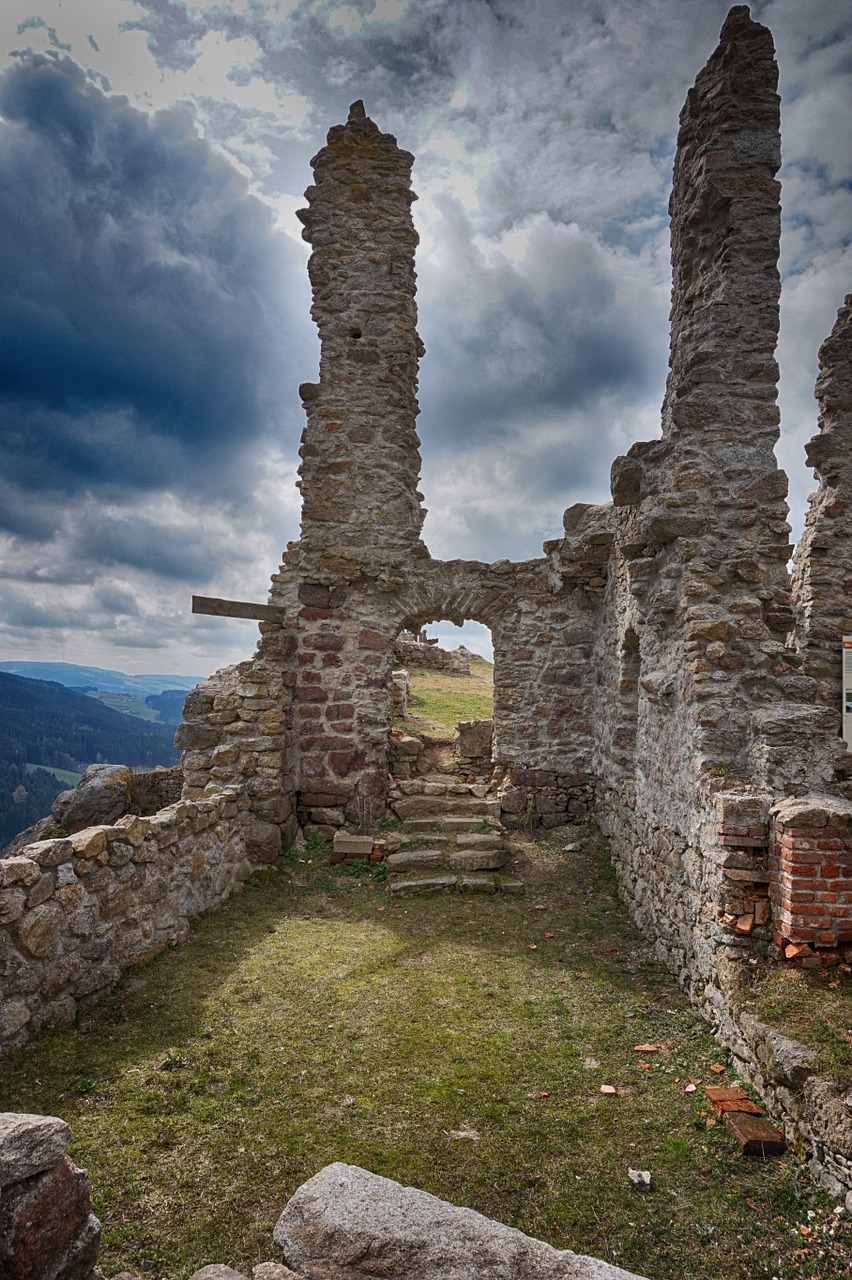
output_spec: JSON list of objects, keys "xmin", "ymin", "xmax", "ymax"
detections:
[{"xmin": 769, "ymin": 796, "xmax": 852, "ymax": 960}]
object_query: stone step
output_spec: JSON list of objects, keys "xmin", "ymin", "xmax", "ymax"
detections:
[
  {"xmin": 458, "ymin": 874, "xmax": 496, "ymax": 894},
  {"xmin": 388, "ymin": 874, "xmax": 458, "ymax": 896},
  {"xmin": 442, "ymin": 815, "xmax": 498, "ymax": 833},
  {"xmin": 393, "ymin": 795, "xmax": 497, "ymax": 822},
  {"xmin": 386, "ymin": 871, "xmax": 523, "ymax": 896},
  {"xmin": 386, "ymin": 849, "xmax": 445, "ymax": 874},
  {"xmin": 454, "ymin": 832, "xmax": 505, "ymax": 851},
  {"xmin": 393, "ymin": 776, "xmax": 475, "ymax": 798},
  {"xmin": 449, "ymin": 849, "xmax": 507, "ymax": 872},
  {"xmin": 401, "ymin": 830, "xmax": 449, "ymax": 844}
]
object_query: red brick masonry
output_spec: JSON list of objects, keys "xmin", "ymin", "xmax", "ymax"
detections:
[{"xmin": 769, "ymin": 796, "xmax": 852, "ymax": 957}]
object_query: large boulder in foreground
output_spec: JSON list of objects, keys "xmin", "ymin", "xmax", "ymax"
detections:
[
  {"xmin": 273, "ymin": 1163, "xmax": 648, "ymax": 1280},
  {"xmin": 55, "ymin": 764, "xmax": 133, "ymax": 833}
]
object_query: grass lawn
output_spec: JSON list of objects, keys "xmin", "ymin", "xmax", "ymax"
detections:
[
  {"xmin": 748, "ymin": 963, "xmax": 852, "ymax": 1082},
  {"xmin": 2, "ymin": 826, "xmax": 849, "ymax": 1280},
  {"xmin": 401, "ymin": 654, "xmax": 494, "ymax": 739}
]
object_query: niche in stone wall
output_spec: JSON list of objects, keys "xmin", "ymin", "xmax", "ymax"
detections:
[{"xmin": 612, "ymin": 628, "xmax": 640, "ymax": 773}]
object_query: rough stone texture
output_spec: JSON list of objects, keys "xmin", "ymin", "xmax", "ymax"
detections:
[
  {"xmin": 0, "ymin": 1113, "xmax": 71, "ymax": 1186},
  {"xmin": 128, "ymin": 765, "xmax": 184, "ymax": 815},
  {"xmin": 394, "ymin": 636, "xmax": 471, "ymax": 675},
  {"xmin": 273, "ymin": 1163, "xmax": 648, "ymax": 1280},
  {"xmin": 177, "ymin": 631, "xmax": 297, "ymax": 846},
  {"xmin": 0, "ymin": 1113, "xmax": 101, "ymax": 1280},
  {"xmin": 0, "ymin": 786, "xmax": 280, "ymax": 1053},
  {"xmin": 390, "ymin": 668, "xmax": 409, "ymax": 718},
  {"xmin": 57, "ymin": 765, "xmax": 134, "ymax": 834},
  {"xmin": 188, "ymin": 1269, "xmax": 249, "ymax": 1280},
  {"xmin": 792, "ymin": 294, "xmax": 852, "ymax": 732},
  {"xmin": 454, "ymin": 720, "xmax": 492, "ymax": 775},
  {"xmin": 587, "ymin": 9, "xmax": 846, "ymax": 1052}
]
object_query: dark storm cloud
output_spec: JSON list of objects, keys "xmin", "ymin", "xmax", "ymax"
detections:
[
  {"xmin": 68, "ymin": 508, "xmax": 223, "ymax": 581},
  {"xmin": 0, "ymin": 52, "xmax": 312, "ymax": 537}
]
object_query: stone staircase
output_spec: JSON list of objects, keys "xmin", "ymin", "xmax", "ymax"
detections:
[{"xmin": 384, "ymin": 774, "xmax": 523, "ymax": 897}]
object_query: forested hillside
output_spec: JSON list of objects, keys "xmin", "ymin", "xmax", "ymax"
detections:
[
  {"xmin": 0, "ymin": 673, "xmax": 179, "ymax": 846},
  {"xmin": 144, "ymin": 689, "xmax": 190, "ymax": 725}
]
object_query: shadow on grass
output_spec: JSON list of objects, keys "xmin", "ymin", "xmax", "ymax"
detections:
[{"xmin": 0, "ymin": 831, "xmax": 846, "ymax": 1280}]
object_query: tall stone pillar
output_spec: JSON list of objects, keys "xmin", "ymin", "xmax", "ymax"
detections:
[
  {"xmin": 294, "ymin": 100, "xmax": 427, "ymax": 573},
  {"xmin": 592, "ymin": 7, "xmax": 819, "ymax": 996},
  {"xmin": 269, "ymin": 103, "xmax": 430, "ymax": 831}
]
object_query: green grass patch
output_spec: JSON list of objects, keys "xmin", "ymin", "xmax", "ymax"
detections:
[
  {"xmin": 26, "ymin": 762, "xmax": 82, "ymax": 786},
  {"xmin": 747, "ymin": 962, "xmax": 852, "ymax": 1082},
  {"xmin": 401, "ymin": 656, "xmax": 494, "ymax": 739},
  {"xmin": 1, "ymin": 829, "xmax": 848, "ymax": 1280}
]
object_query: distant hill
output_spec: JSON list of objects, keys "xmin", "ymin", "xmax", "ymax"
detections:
[
  {"xmin": 0, "ymin": 661, "xmax": 203, "ymax": 698},
  {"xmin": 144, "ymin": 689, "xmax": 191, "ymax": 725},
  {"xmin": 0, "ymin": 672, "xmax": 181, "ymax": 847}
]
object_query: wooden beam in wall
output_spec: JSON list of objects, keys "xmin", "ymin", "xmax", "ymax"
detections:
[{"xmin": 191, "ymin": 595, "xmax": 287, "ymax": 623}]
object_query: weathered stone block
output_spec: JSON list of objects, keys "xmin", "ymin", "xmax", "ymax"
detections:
[
  {"xmin": 0, "ymin": 858, "xmax": 41, "ymax": 889},
  {"xmin": 332, "ymin": 833, "xmax": 373, "ymax": 857},
  {"xmin": 273, "ymin": 1163, "xmax": 647, "ymax": 1279},
  {"xmin": 386, "ymin": 850, "xmax": 444, "ymax": 874},
  {"xmin": 0, "ymin": 887, "xmax": 27, "ymax": 924},
  {"xmin": 388, "ymin": 875, "xmax": 457, "ymax": 896},
  {"xmin": 0, "ymin": 1114, "xmax": 71, "ymax": 1188},
  {"xmin": 16, "ymin": 902, "xmax": 65, "ymax": 957},
  {"xmin": 449, "ymin": 850, "xmax": 507, "ymax": 872}
]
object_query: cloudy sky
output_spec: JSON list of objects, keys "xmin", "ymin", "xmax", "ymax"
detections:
[{"xmin": 0, "ymin": 0, "xmax": 850, "ymax": 675}]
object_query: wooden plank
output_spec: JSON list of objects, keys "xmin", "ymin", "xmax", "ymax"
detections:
[
  {"xmin": 723, "ymin": 1110, "xmax": 786, "ymax": 1157},
  {"xmin": 191, "ymin": 595, "xmax": 287, "ymax": 623}
]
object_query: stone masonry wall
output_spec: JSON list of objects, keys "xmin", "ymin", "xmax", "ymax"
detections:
[
  {"xmin": 590, "ymin": 8, "xmax": 842, "ymax": 1008},
  {"xmin": 792, "ymin": 295, "xmax": 852, "ymax": 740},
  {"xmin": 178, "ymin": 623, "xmax": 297, "ymax": 850},
  {"xmin": 393, "ymin": 636, "xmax": 471, "ymax": 674},
  {"xmin": 0, "ymin": 785, "xmax": 278, "ymax": 1054}
]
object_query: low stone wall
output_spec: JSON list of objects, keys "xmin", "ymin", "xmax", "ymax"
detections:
[
  {"xmin": 129, "ymin": 765, "xmax": 184, "ymax": 814},
  {"xmin": 0, "ymin": 1112, "xmax": 100, "ymax": 1280},
  {"xmin": 454, "ymin": 719, "xmax": 493, "ymax": 777},
  {"xmin": 721, "ymin": 1010, "xmax": 852, "ymax": 1198},
  {"xmin": 0, "ymin": 786, "xmax": 282, "ymax": 1054},
  {"xmin": 393, "ymin": 638, "xmax": 472, "ymax": 675},
  {"xmin": 596, "ymin": 780, "xmax": 852, "ymax": 1194},
  {"xmin": 496, "ymin": 765, "xmax": 594, "ymax": 828}
]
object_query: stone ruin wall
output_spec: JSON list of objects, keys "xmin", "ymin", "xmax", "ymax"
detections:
[
  {"xmin": 172, "ymin": 9, "xmax": 852, "ymax": 978},
  {"xmin": 4, "ymin": 12, "xmax": 852, "ymax": 1181},
  {"xmin": 0, "ymin": 786, "xmax": 283, "ymax": 1055},
  {"xmin": 393, "ymin": 634, "xmax": 471, "ymax": 675}
]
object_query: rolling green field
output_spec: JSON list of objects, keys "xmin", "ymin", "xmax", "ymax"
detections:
[
  {"xmin": 90, "ymin": 692, "xmax": 162, "ymax": 722},
  {"xmin": 25, "ymin": 762, "xmax": 82, "ymax": 787}
]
